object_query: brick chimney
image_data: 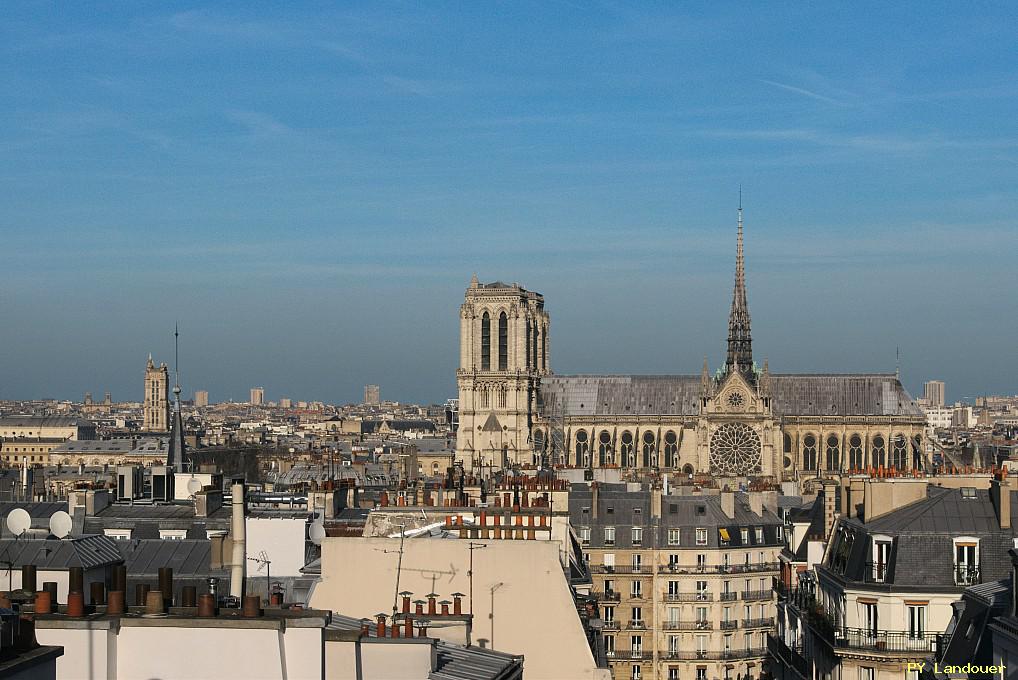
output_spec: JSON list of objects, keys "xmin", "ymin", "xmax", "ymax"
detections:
[
  {"xmin": 651, "ymin": 484, "xmax": 662, "ymax": 519},
  {"xmin": 591, "ymin": 483, "xmax": 599, "ymax": 520},
  {"xmin": 822, "ymin": 480, "xmax": 839, "ymax": 540}
]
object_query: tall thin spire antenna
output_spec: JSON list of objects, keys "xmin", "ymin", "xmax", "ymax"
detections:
[
  {"xmin": 725, "ymin": 187, "xmax": 753, "ymax": 381},
  {"xmin": 174, "ymin": 323, "xmax": 180, "ymax": 393}
]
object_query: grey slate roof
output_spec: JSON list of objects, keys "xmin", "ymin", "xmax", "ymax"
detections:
[
  {"xmin": 832, "ymin": 487, "xmax": 1018, "ymax": 588},
  {"xmin": 118, "ymin": 539, "xmax": 217, "ymax": 575},
  {"xmin": 540, "ymin": 373, "xmax": 923, "ymax": 418},
  {"xmin": 570, "ymin": 484, "xmax": 783, "ymax": 549},
  {"xmin": 0, "ymin": 535, "xmax": 122, "ymax": 570},
  {"xmin": 0, "ymin": 416, "xmax": 93, "ymax": 428}
]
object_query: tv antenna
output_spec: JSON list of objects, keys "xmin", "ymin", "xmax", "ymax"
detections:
[
  {"xmin": 247, "ymin": 550, "xmax": 271, "ymax": 604},
  {"xmin": 375, "ymin": 523, "xmax": 407, "ymax": 620},
  {"xmin": 466, "ymin": 542, "xmax": 487, "ymax": 647}
]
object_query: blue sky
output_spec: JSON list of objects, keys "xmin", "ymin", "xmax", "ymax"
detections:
[{"xmin": 2, "ymin": 2, "xmax": 1016, "ymax": 405}]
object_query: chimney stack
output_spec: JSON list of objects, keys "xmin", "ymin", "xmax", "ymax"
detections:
[
  {"xmin": 822, "ymin": 480, "xmax": 839, "ymax": 540},
  {"xmin": 230, "ymin": 482, "xmax": 246, "ymax": 599},
  {"xmin": 992, "ymin": 475, "xmax": 1011, "ymax": 529},
  {"xmin": 721, "ymin": 488, "xmax": 735, "ymax": 519}
]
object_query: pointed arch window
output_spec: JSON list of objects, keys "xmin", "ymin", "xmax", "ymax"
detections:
[
  {"xmin": 599, "ymin": 431, "xmax": 613, "ymax": 466},
  {"xmin": 802, "ymin": 434, "xmax": 817, "ymax": 471},
  {"xmin": 849, "ymin": 434, "xmax": 864, "ymax": 471},
  {"xmin": 621, "ymin": 431, "xmax": 634, "ymax": 467},
  {"xmin": 825, "ymin": 435, "xmax": 840, "ymax": 471},
  {"xmin": 642, "ymin": 432, "xmax": 656, "ymax": 468},
  {"xmin": 481, "ymin": 312, "xmax": 491, "ymax": 370},
  {"xmin": 525, "ymin": 319, "xmax": 531, "ymax": 369},
  {"xmin": 532, "ymin": 324, "xmax": 539, "ymax": 371},
  {"xmin": 891, "ymin": 434, "xmax": 907, "ymax": 470},
  {"xmin": 575, "ymin": 430, "xmax": 589, "ymax": 467},
  {"xmin": 872, "ymin": 435, "xmax": 886, "ymax": 469},
  {"xmin": 664, "ymin": 431, "xmax": 678, "ymax": 468},
  {"xmin": 498, "ymin": 312, "xmax": 508, "ymax": 371}
]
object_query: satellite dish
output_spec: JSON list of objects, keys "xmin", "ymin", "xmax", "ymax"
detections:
[
  {"xmin": 187, "ymin": 477, "xmax": 202, "ymax": 495},
  {"xmin": 309, "ymin": 522, "xmax": 326, "ymax": 545},
  {"xmin": 6, "ymin": 508, "xmax": 31, "ymax": 537},
  {"xmin": 49, "ymin": 511, "xmax": 72, "ymax": 539}
]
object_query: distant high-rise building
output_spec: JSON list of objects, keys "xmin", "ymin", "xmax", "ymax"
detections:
[
  {"xmin": 364, "ymin": 384, "xmax": 380, "ymax": 405},
  {"xmin": 194, "ymin": 390, "xmax": 209, "ymax": 407},
  {"xmin": 924, "ymin": 380, "xmax": 946, "ymax": 408},
  {"xmin": 250, "ymin": 387, "xmax": 265, "ymax": 406},
  {"xmin": 143, "ymin": 355, "xmax": 170, "ymax": 431},
  {"xmin": 279, "ymin": 398, "xmax": 292, "ymax": 408}
]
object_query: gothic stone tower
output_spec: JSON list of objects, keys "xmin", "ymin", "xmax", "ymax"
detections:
[
  {"xmin": 143, "ymin": 354, "xmax": 170, "ymax": 432},
  {"xmin": 456, "ymin": 276, "xmax": 549, "ymax": 472}
]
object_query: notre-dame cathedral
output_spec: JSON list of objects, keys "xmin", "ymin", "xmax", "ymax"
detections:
[{"xmin": 455, "ymin": 209, "xmax": 927, "ymax": 482}]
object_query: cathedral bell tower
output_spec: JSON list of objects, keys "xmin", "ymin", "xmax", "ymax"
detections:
[{"xmin": 456, "ymin": 277, "xmax": 549, "ymax": 473}]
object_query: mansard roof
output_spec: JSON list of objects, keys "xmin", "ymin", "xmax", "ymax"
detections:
[{"xmin": 540, "ymin": 372, "xmax": 922, "ymax": 419}]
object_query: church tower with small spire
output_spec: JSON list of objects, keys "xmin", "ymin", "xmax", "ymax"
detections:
[{"xmin": 143, "ymin": 354, "xmax": 170, "ymax": 431}]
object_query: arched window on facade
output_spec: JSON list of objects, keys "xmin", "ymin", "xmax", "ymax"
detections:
[
  {"xmin": 575, "ymin": 430, "xmax": 589, "ymax": 467},
  {"xmin": 541, "ymin": 329, "xmax": 547, "ymax": 371},
  {"xmin": 497, "ymin": 312, "xmax": 508, "ymax": 371},
  {"xmin": 872, "ymin": 435, "xmax": 886, "ymax": 469},
  {"xmin": 525, "ymin": 319, "xmax": 531, "ymax": 369},
  {"xmin": 802, "ymin": 434, "xmax": 817, "ymax": 471},
  {"xmin": 664, "ymin": 431, "xmax": 678, "ymax": 468},
  {"xmin": 826, "ymin": 435, "xmax": 840, "ymax": 471},
  {"xmin": 783, "ymin": 433, "xmax": 792, "ymax": 454},
  {"xmin": 621, "ymin": 431, "xmax": 634, "ymax": 467},
  {"xmin": 598, "ymin": 431, "xmax": 613, "ymax": 466},
  {"xmin": 532, "ymin": 325, "xmax": 539, "ymax": 371},
  {"xmin": 848, "ymin": 434, "xmax": 864, "ymax": 471},
  {"xmin": 642, "ymin": 431, "xmax": 656, "ymax": 468},
  {"xmin": 912, "ymin": 435, "xmax": 924, "ymax": 470},
  {"xmin": 891, "ymin": 434, "xmax": 907, "ymax": 470},
  {"xmin": 481, "ymin": 312, "xmax": 491, "ymax": 370}
]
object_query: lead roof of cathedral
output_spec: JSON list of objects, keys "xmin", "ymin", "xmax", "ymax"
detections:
[{"xmin": 540, "ymin": 373, "xmax": 923, "ymax": 418}]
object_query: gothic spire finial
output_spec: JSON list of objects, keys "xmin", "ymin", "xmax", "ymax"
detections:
[
  {"xmin": 470, "ymin": 273, "xmax": 479, "ymax": 289},
  {"xmin": 725, "ymin": 194, "xmax": 753, "ymax": 382}
]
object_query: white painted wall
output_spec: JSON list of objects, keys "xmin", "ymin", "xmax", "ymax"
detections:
[
  {"xmin": 246, "ymin": 516, "xmax": 307, "ymax": 577},
  {"xmin": 312, "ymin": 537, "xmax": 609, "ymax": 680}
]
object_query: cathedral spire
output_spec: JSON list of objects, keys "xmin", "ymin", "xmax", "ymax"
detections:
[
  {"xmin": 725, "ymin": 193, "xmax": 753, "ymax": 381},
  {"xmin": 168, "ymin": 324, "xmax": 186, "ymax": 470}
]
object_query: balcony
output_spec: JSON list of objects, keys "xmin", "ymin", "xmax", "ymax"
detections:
[
  {"xmin": 613, "ymin": 650, "xmax": 649, "ymax": 661},
  {"xmin": 716, "ymin": 561, "xmax": 781, "ymax": 574},
  {"xmin": 626, "ymin": 620, "xmax": 647, "ymax": 630},
  {"xmin": 863, "ymin": 561, "xmax": 889, "ymax": 583},
  {"xmin": 720, "ymin": 620, "xmax": 738, "ymax": 630},
  {"xmin": 768, "ymin": 634, "xmax": 810, "ymax": 679},
  {"xmin": 833, "ymin": 627, "xmax": 942, "ymax": 655},
  {"xmin": 662, "ymin": 620, "xmax": 713, "ymax": 631},
  {"xmin": 741, "ymin": 617, "xmax": 774, "ymax": 629},
  {"xmin": 602, "ymin": 620, "xmax": 620, "ymax": 631},
  {"xmin": 955, "ymin": 565, "xmax": 981, "ymax": 586},
  {"xmin": 719, "ymin": 592, "xmax": 739, "ymax": 602},
  {"xmin": 591, "ymin": 564, "xmax": 647, "ymax": 574},
  {"xmin": 742, "ymin": 589, "xmax": 772, "ymax": 601},
  {"xmin": 593, "ymin": 590, "xmax": 621, "ymax": 602},
  {"xmin": 664, "ymin": 648, "xmax": 768, "ymax": 661},
  {"xmin": 663, "ymin": 591, "xmax": 714, "ymax": 602}
]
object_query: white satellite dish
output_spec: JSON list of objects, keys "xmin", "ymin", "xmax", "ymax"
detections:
[
  {"xmin": 49, "ymin": 511, "xmax": 73, "ymax": 539},
  {"xmin": 186, "ymin": 477, "xmax": 203, "ymax": 495},
  {"xmin": 6, "ymin": 508, "xmax": 31, "ymax": 537},
  {"xmin": 309, "ymin": 522, "xmax": 326, "ymax": 546}
]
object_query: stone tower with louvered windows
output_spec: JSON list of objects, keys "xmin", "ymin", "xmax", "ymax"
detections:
[
  {"xmin": 143, "ymin": 355, "xmax": 170, "ymax": 432},
  {"xmin": 456, "ymin": 276, "xmax": 550, "ymax": 472}
]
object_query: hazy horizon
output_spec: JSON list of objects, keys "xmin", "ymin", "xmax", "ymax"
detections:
[{"xmin": 2, "ymin": 4, "xmax": 1016, "ymax": 406}]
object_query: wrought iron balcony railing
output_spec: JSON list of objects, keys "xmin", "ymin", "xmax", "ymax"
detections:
[
  {"xmin": 661, "ymin": 620, "xmax": 713, "ymax": 631},
  {"xmin": 741, "ymin": 617, "xmax": 774, "ymax": 629},
  {"xmin": 742, "ymin": 589, "xmax": 772, "ymax": 601},
  {"xmin": 833, "ymin": 627, "xmax": 941, "ymax": 655},
  {"xmin": 664, "ymin": 591, "xmax": 713, "ymax": 602}
]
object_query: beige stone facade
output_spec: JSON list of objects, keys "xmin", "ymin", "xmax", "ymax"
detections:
[
  {"xmin": 456, "ymin": 275, "xmax": 550, "ymax": 471},
  {"xmin": 455, "ymin": 216, "xmax": 927, "ymax": 482},
  {"xmin": 143, "ymin": 355, "xmax": 170, "ymax": 431}
]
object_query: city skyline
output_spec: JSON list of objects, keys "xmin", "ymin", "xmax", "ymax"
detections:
[{"xmin": 2, "ymin": 3, "xmax": 1016, "ymax": 405}]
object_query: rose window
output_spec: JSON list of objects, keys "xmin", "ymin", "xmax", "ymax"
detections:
[{"xmin": 709, "ymin": 422, "xmax": 762, "ymax": 475}]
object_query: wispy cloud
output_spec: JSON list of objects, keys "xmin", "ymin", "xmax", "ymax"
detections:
[
  {"xmin": 758, "ymin": 79, "xmax": 846, "ymax": 106},
  {"xmin": 225, "ymin": 110, "xmax": 295, "ymax": 137}
]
